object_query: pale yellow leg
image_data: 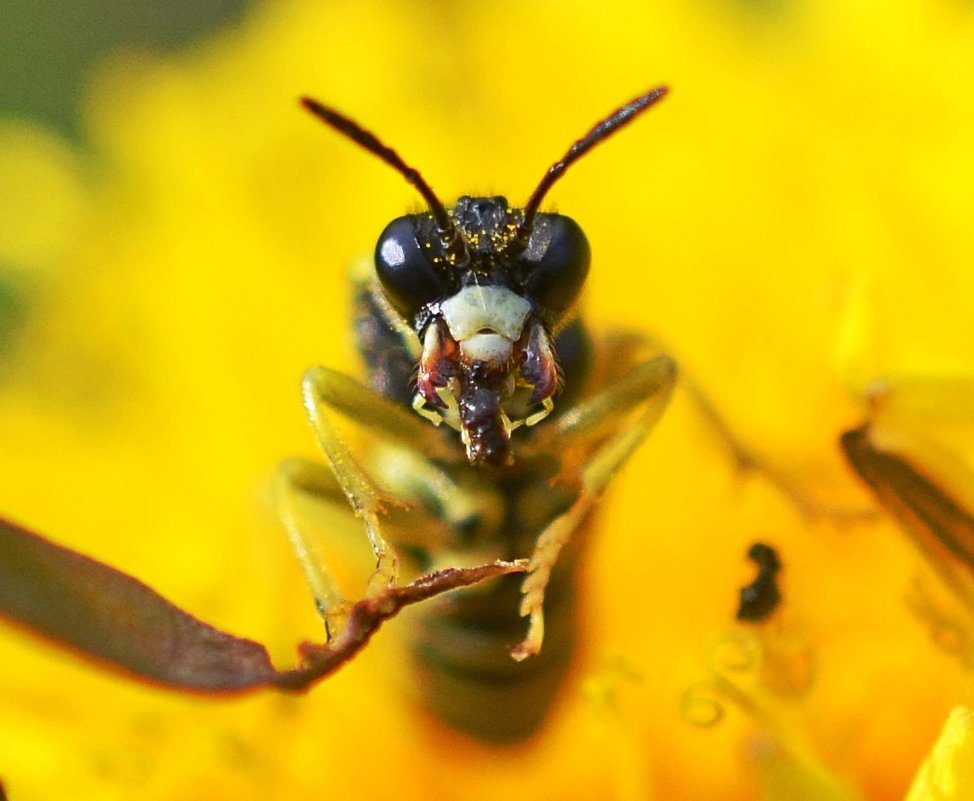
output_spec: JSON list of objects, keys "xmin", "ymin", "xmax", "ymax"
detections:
[
  {"xmin": 302, "ymin": 366, "xmax": 401, "ymax": 596},
  {"xmin": 303, "ymin": 364, "xmax": 502, "ymax": 550},
  {"xmin": 545, "ymin": 353, "xmax": 677, "ymax": 446},
  {"xmin": 282, "ymin": 365, "xmax": 510, "ymax": 637},
  {"xmin": 513, "ymin": 354, "xmax": 678, "ymax": 660},
  {"xmin": 275, "ymin": 457, "xmax": 355, "ymax": 639},
  {"xmin": 303, "ymin": 366, "xmax": 455, "ymax": 460},
  {"xmin": 366, "ymin": 442, "xmax": 505, "ymax": 558},
  {"xmin": 635, "ymin": 334, "xmax": 874, "ymax": 522},
  {"xmin": 680, "ymin": 374, "xmax": 873, "ymax": 522}
]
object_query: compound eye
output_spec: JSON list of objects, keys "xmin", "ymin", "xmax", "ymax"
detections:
[
  {"xmin": 522, "ymin": 215, "xmax": 590, "ymax": 315},
  {"xmin": 374, "ymin": 216, "xmax": 448, "ymax": 318}
]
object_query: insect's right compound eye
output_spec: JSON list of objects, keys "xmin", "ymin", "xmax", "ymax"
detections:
[
  {"xmin": 374, "ymin": 216, "xmax": 448, "ymax": 318},
  {"xmin": 521, "ymin": 215, "xmax": 590, "ymax": 316}
]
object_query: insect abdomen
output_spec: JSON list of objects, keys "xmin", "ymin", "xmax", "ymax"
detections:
[
  {"xmin": 355, "ymin": 280, "xmax": 598, "ymax": 742},
  {"xmin": 409, "ymin": 542, "xmax": 585, "ymax": 743},
  {"xmin": 405, "ymin": 459, "xmax": 592, "ymax": 742}
]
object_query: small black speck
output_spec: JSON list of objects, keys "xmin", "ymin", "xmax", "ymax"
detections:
[{"xmin": 736, "ymin": 542, "xmax": 782, "ymax": 622}]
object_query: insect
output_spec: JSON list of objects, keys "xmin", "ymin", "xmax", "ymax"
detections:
[
  {"xmin": 274, "ymin": 87, "xmax": 676, "ymax": 742},
  {"xmin": 0, "ymin": 86, "xmax": 968, "ymax": 758}
]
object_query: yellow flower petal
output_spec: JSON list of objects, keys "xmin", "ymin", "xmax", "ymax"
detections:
[
  {"xmin": 1, "ymin": 0, "xmax": 973, "ymax": 798},
  {"xmin": 907, "ymin": 706, "xmax": 974, "ymax": 801}
]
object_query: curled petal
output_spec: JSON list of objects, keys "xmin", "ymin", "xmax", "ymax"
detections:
[{"xmin": 0, "ymin": 516, "xmax": 525, "ymax": 693}]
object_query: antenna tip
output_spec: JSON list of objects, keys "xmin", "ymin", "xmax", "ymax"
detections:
[
  {"xmin": 641, "ymin": 85, "xmax": 670, "ymax": 105},
  {"xmin": 300, "ymin": 97, "xmax": 349, "ymax": 130}
]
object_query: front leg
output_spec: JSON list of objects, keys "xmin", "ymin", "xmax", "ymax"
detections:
[
  {"xmin": 280, "ymin": 364, "xmax": 511, "ymax": 638},
  {"xmin": 513, "ymin": 353, "xmax": 678, "ymax": 659},
  {"xmin": 300, "ymin": 365, "xmax": 405, "ymax": 595}
]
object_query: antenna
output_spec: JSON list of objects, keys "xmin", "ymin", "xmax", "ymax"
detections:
[
  {"xmin": 300, "ymin": 97, "xmax": 462, "ymax": 250},
  {"xmin": 509, "ymin": 85, "xmax": 669, "ymax": 255}
]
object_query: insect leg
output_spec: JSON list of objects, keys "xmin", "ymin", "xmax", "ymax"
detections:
[
  {"xmin": 302, "ymin": 365, "xmax": 501, "ymax": 532},
  {"xmin": 275, "ymin": 457, "xmax": 358, "ymax": 638},
  {"xmin": 365, "ymin": 442, "xmax": 505, "ymax": 562},
  {"xmin": 295, "ymin": 366, "xmax": 503, "ymax": 604},
  {"xmin": 670, "ymin": 367, "xmax": 880, "ymax": 522},
  {"xmin": 276, "ymin": 451, "xmax": 482, "ymax": 638},
  {"xmin": 303, "ymin": 365, "xmax": 455, "ymax": 460},
  {"xmin": 300, "ymin": 365, "xmax": 426, "ymax": 597},
  {"xmin": 628, "ymin": 333, "xmax": 872, "ymax": 522},
  {"xmin": 513, "ymin": 354, "xmax": 678, "ymax": 660}
]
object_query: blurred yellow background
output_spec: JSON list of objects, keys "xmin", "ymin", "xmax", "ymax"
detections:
[{"xmin": 0, "ymin": 0, "xmax": 972, "ymax": 799}]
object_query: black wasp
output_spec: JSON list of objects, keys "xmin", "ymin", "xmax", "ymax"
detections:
[{"xmin": 277, "ymin": 87, "xmax": 675, "ymax": 742}]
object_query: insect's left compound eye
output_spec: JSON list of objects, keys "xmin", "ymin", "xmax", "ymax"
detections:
[
  {"xmin": 375, "ymin": 215, "xmax": 449, "ymax": 318},
  {"xmin": 521, "ymin": 215, "xmax": 591, "ymax": 316}
]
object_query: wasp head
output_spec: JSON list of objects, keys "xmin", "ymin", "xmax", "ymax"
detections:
[
  {"xmin": 375, "ymin": 196, "xmax": 590, "ymax": 465},
  {"xmin": 300, "ymin": 86, "xmax": 667, "ymax": 466}
]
